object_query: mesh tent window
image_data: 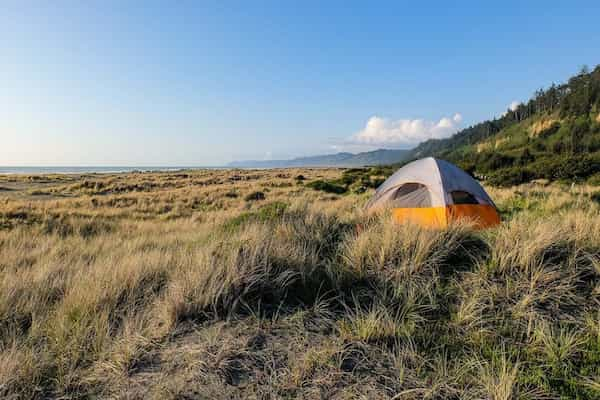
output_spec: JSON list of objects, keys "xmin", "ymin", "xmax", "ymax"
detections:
[
  {"xmin": 450, "ymin": 190, "xmax": 479, "ymax": 205},
  {"xmin": 390, "ymin": 183, "xmax": 432, "ymax": 208}
]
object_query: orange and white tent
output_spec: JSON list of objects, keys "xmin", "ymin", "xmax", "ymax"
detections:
[{"xmin": 366, "ymin": 157, "xmax": 500, "ymax": 228}]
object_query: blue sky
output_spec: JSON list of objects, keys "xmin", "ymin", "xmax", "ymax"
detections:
[{"xmin": 2, "ymin": 1, "xmax": 600, "ymax": 166}]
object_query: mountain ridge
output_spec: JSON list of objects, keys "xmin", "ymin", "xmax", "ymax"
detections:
[{"xmin": 228, "ymin": 149, "xmax": 410, "ymax": 168}]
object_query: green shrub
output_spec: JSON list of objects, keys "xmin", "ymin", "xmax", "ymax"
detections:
[
  {"xmin": 339, "ymin": 169, "xmax": 366, "ymax": 186},
  {"xmin": 306, "ymin": 180, "xmax": 347, "ymax": 194},
  {"xmin": 244, "ymin": 191, "xmax": 265, "ymax": 201},
  {"xmin": 256, "ymin": 201, "xmax": 288, "ymax": 220},
  {"xmin": 339, "ymin": 168, "xmax": 389, "ymax": 189},
  {"xmin": 481, "ymin": 152, "xmax": 516, "ymax": 171},
  {"xmin": 484, "ymin": 153, "xmax": 600, "ymax": 186},
  {"xmin": 546, "ymin": 154, "xmax": 600, "ymax": 181},
  {"xmin": 222, "ymin": 202, "xmax": 288, "ymax": 231},
  {"xmin": 588, "ymin": 173, "xmax": 600, "ymax": 186},
  {"xmin": 488, "ymin": 168, "xmax": 533, "ymax": 187}
]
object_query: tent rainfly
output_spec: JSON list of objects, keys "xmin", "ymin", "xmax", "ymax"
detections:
[{"xmin": 365, "ymin": 157, "xmax": 500, "ymax": 228}]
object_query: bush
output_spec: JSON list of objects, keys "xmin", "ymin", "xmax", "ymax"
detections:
[
  {"xmin": 588, "ymin": 173, "xmax": 600, "ymax": 186},
  {"xmin": 484, "ymin": 152, "xmax": 600, "ymax": 186},
  {"xmin": 255, "ymin": 201, "xmax": 288, "ymax": 221},
  {"xmin": 488, "ymin": 167, "xmax": 533, "ymax": 187},
  {"xmin": 306, "ymin": 180, "xmax": 347, "ymax": 194},
  {"xmin": 222, "ymin": 202, "xmax": 289, "ymax": 231},
  {"xmin": 551, "ymin": 154, "xmax": 600, "ymax": 180},
  {"xmin": 244, "ymin": 191, "xmax": 265, "ymax": 201},
  {"xmin": 480, "ymin": 152, "xmax": 515, "ymax": 171},
  {"xmin": 339, "ymin": 169, "xmax": 366, "ymax": 186},
  {"xmin": 339, "ymin": 168, "xmax": 389, "ymax": 189}
]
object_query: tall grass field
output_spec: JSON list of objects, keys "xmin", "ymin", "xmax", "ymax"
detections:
[{"xmin": 0, "ymin": 169, "xmax": 599, "ymax": 399}]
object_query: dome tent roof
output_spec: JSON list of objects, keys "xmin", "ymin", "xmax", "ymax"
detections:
[{"xmin": 366, "ymin": 157, "xmax": 496, "ymax": 210}]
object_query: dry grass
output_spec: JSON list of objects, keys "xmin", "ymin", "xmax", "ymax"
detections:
[{"xmin": 0, "ymin": 169, "xmax": 599, "ymax": 399}]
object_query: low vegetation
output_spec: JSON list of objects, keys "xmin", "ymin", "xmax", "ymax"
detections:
[
  {"xmin": 0, "ymin": 169, "xmax": 598, "ymax": 399},
  {"xmin": 306, "ymin": 167, "xmax": 392, "ymax": 195}
]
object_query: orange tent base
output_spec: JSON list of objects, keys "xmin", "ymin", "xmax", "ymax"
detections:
[
  {"xmin": 392, "ymin": 207, "xmax": 447, "ymax": 228},
  {"xmin": 392, "ymin": 205, "xmax": 500, "ymax": 229}
]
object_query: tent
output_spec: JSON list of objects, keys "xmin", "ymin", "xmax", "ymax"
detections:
[{"xmin": 365, "ymin": 157, "xmax": 500, "ymax": 228}]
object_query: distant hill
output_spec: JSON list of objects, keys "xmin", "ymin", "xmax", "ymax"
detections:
[
  {"xmin": 228, "ymin": 149, "xmax": 410, "ymax": 168},
  {"xmin": 405, "ymin": 64, "xmax": 600, "ymax": 186}
]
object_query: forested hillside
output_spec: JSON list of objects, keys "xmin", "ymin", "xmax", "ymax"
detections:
[{"xmin": 409, "ymin": 65, "xmax": 600, "ymax": 185}]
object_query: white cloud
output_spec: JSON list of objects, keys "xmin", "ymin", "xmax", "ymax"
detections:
[
  {"xmin": 509, "ymin": 101, "xmax": 520, "ymax": 111},
  {"xmin": 350, "ymin": 113, "xmax": 463, "ymax": 148}
]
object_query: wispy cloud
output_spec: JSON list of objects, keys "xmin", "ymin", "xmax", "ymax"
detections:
[{"xmin": 348, "ymin": 113, "xmax": 463, "ymax": 148}]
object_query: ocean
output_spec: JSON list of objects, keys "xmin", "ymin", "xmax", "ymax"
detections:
[{"xmin": 0, "ymin": 166, "xmax": 221, "ymax": 174}]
